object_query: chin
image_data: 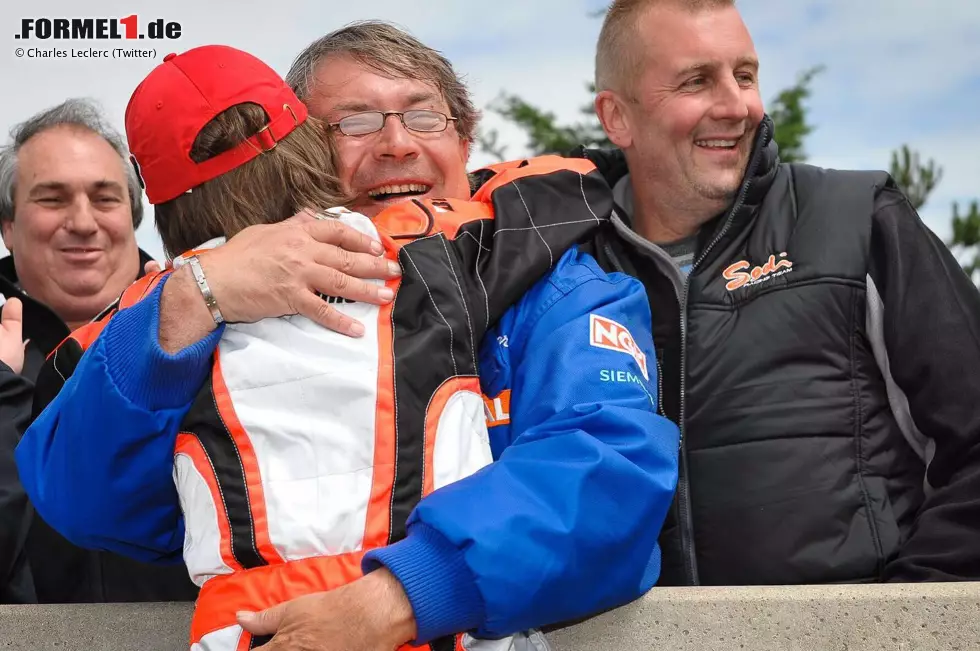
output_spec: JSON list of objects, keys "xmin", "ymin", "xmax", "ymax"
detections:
[
  {"xmin": 695, "ymin": 181, "xmax": 739, "ymax": 203},
  {"xmin": 61, "ymin": 273, "xmax": 111, "ymax": 297},
  {"xmin": 66, "ymin": 283, "xmax": 108, "ymax": 297}
]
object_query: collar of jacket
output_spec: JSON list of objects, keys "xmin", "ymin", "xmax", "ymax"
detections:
[
  {"xmin": 0, "ymin": 247, "xmax": 156, "ymax": 357},
  {"xmin": 570, "ymin": 114, "xmax": 780, "ymax": 267}
]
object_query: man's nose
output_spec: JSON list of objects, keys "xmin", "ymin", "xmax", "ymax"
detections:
[
  {"xmin": 64, "ymin": 197, "xmax": 99, "ymax": 235},
  {"xmin": 710, "ymin": 76, "xmax": 750, "ymax": 123},
  {"xmin": 373, "ymin": 114, "xmax": 420, "ymax": 160}
]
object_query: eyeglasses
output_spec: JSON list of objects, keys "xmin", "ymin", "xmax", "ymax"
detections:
[{"xmin": 328, "ymin": 110, "xmax": 458, "ymax": 136}]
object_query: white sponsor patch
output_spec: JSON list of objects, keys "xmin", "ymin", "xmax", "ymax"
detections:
[{"xmin": 589, "ymin": 313, "xmax": 649, "ymax": 380}]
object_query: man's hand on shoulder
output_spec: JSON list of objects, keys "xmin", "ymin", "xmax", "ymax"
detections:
[
  {"xmin": 157, "ymin": 210, "xmax": 402, "ymax": 352},
  {"xmin": 238, "ymin": 568, "xmax": 417, "ymax": 651}
]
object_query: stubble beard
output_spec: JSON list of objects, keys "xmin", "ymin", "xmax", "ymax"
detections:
[{"xmin": 689, "ymin": 148, "xmax": 750, "ymax": 204}]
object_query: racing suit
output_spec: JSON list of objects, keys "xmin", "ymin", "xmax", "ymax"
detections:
[{"xmin": 17, "ymin": 156, "xmax": 680, "ymax": 650}]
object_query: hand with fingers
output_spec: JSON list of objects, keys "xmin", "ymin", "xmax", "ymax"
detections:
[
  {"xmin": 157, "ymin": 209, "xmax": 402, "ymax": 353},
  {"xmin": 0, "ymin": 297, "xmax": 28, "ymax": 375},
  {"xmin": 206, "ymin": 210, "xmax": 400, "ymax": 335},
  {"xmin": 237, "ymin": 569, "xmax": 416, "ymax": 651}
]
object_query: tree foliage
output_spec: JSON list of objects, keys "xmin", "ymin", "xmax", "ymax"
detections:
[
  {"xmin": 476, "ymin": 83, "xmax": 610, "ymax": 160},
  {"xmin": 767, "ymin": 66, "xmax": 824, "ymax": 163},
  {"xmin": 950, "ymin": 200, "xmax": 980, "ymax": 282},
  {"xmin": 889, "ymin": 144, "xmax": 943, "ymax": 210}
]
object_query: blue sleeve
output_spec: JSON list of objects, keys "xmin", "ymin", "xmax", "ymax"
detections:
[
  {"xmin": 14, "ymin": 275, "xmax": 222, "ymax": 563},
  {"xmin": 363, "ymin": 247, "xmax": 680, "ymax": 642}
]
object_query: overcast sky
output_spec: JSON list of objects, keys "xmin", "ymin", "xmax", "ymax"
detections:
[{"xmin": 1, "ymin": 0, "xmax": 977, "ymax": 261}]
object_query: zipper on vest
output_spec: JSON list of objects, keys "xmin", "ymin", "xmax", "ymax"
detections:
[
  {"xmin": 676, "ymin": 284, "xmax": 698, "ymax": 585},
  {"xmin": 605, "ymin": 213, "xmax": 695, "ymax": 583},
  {"xmin": 678, "ymin": 121, "xmax": 771, "ymax": 586}
]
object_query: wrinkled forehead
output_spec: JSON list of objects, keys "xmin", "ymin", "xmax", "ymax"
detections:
[{"xmin": 305, "ymin": 55, "xmax": 450, "ymax": 118}]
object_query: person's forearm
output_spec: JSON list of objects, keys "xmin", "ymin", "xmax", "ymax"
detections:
[
  {"xmin": 358, "ymin": 568, "xmax": 418, "ymax": 643},
  {"xmin": 15, "ymin": 333, "xmax": 189, "ymax": 561},
  {"xmin": 158, "ymin": 265, "xmax": 220, "ymax": 354},
  {"xmin": 364, "ymin": 258, "xmax": 679, "ymax": 641}
]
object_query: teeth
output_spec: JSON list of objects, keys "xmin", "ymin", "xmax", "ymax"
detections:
[
  {"xmin": 368, "ymin": 183, "xmax": 430, "ymax": 198},
  {"xmin": 696, "ymin": 139, "xmax": 738, "ymax": 148}
]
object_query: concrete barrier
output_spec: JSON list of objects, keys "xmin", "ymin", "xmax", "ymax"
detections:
[
  {"xmin": 1, "ymin": 583, "xmax": 978, "ymax": 650},
  {"xmin": 547, "ymin": 583, "xmax": 980, "ymax": 650}
]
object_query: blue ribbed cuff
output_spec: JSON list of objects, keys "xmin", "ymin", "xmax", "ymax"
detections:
[
  {"xmin": 103, "ymin": 273, "xmax": 224, "ymax": 412},
  {"xmin": 363, "ymin": 523, "xmax": 484, "ymax": 643}
]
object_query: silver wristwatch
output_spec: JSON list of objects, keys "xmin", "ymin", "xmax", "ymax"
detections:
[{"xmin": 186, "ymin": 255, "xmax": 224, "ymax": 325}]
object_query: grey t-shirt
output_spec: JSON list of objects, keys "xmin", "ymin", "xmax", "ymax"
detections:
[{"xmin": 613, "ymin": 173, "xmax": 696, "ymax": 275}]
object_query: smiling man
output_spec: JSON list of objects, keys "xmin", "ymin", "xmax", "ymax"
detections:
[
  {"xmin": 576, "ymin": 0, "xmax": 980, "ymax": 586},
  {"xmin": 0, "ymin": 98, "xmax": 198, "ymax": 604},
  {"xmin": 285, "ymin": 26, "xmax": 475, "ymax": 217},
  {"xmin": 0, "ymin": 100, "xmax": 147, "ymax": 369}
]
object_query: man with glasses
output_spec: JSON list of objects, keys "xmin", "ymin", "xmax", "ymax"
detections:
[{"xmin": 21, "ymin": 22, "xmax": 678, "ymax": 651}]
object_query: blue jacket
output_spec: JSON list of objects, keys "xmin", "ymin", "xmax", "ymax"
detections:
[{"xmin": 17, "ymin": 247, "xmax": 678, "ymax": 641}]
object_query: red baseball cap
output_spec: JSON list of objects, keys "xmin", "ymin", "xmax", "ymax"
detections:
[{"xmin": 125, "ymin": 44, "xmax": 309, "ymax": 204}]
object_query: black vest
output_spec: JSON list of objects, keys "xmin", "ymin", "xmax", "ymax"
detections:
[{"xmin": 589, "ymin": 153, "xmax": 926, "ymax": 585}]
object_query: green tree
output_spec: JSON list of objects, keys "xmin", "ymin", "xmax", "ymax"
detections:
[
  {"xmin": 476, "ymin": 67, "xmax": 825, "ymax": 162},
  {"xmin": 950, "ymin": 200, "xmax": 980, "ymax": 283},
  {"xmin": 767, "ymin": 66, "xmax": 824, "ymax": 163},
  {"xmin": 888, "ymin": 144, "xmax": 943, "ymax": 210},
  {"xmin": 475, "ymin": 83, "xmax": 610, "ymax": 160}
]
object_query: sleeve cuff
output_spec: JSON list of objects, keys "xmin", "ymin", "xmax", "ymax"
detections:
[
  {"xmin": 362, "ymin": 522, "xmax": 484, "ymax": 643},
  {"xmin": 103, "ymin": 273, "xmax": 224, "ymax": 411}
]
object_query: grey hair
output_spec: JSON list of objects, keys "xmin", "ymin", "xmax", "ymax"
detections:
[
  {"xmin": 0, "ymin": 98, "xmax": 143, "ymax": 228},
  {"xmin": 284, "ymin": 20, "xmax": 479, "ymax": 143}
]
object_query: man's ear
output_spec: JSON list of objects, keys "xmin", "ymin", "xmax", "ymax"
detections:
[
  {"xmin": 0, "ymin": 218, "xmax": 13, "ymax": 254},
  {"xmin": 595, "ymin": 90, "xmax": 633, "ymax": 150},
  {"xmin": 460, "ymin": 138, "xmax": 471, "ymax": 164}
]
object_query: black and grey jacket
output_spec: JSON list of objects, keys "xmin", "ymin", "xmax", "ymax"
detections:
[
  {"xmin": 0, "ymin": 361, "xmax": 34, "ymax": 603},
  {"xmin": 0, "ymin": 251, "xmax": 200, "ymax": 603},
  {"xmin": 573, "ymin": 115, "xmax": 980, "ymax": 585}
]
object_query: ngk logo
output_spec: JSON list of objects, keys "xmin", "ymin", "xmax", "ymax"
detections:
[
  {"xmin": 589, "ymin": 314, "xmax": 649, "ymax": 380},
  {"xmin": 15, "ymin": 16, "xmax": 182, "ymax": 40}
]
